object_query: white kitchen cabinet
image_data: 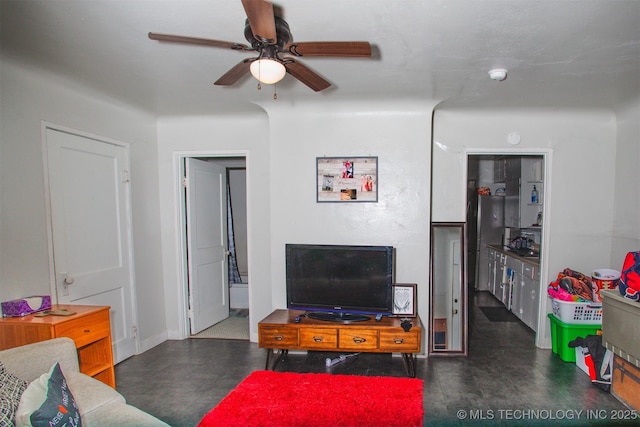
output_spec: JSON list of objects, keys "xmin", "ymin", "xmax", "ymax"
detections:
[
  {"xmin": 488, "ymin": 248, "xmax": 497, "ymax": 296},
  {"xmin": 498, "ymin": 254, "xmax": 514, "ymax": 308},
  {"xmin": 509, "ymin": 260, "xmax": 525, "ymax": 320},
  {"xmin": 504, "ymin": 256, "xmax": 522, "ymax": 310},
  {"xmin": 499, "ymin": 273, "xmax": 512, "ymax": 308},
  {"xmin": 521, "ymin": 264, "xmax": 540, "ymax": 331},
  {"xmin": 486, "ymin": 247, "xmax": 541, "ymax": 332},
  {"xmin": 494, "ymin": 251, "xmax": 508, "ymax": 301}
]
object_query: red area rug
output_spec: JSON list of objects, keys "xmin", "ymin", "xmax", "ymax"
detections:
[{"xmin": 198, "ymin": 370, "xmax": 424, "ymax": 427}]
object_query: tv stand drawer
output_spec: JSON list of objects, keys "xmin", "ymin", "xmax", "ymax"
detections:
[
  {"xmin": 339, "ymin": 329, "xmax": 378, "ymax": 350},
  {"xmin": 259, "ymin": 326, "xmax": 298, "ymax": 348},
  {"xmin": 299, "ymin": 328, "xmax": 338, "ymax": 348},
  {"xmin": 379, "ymin": 330, "xmax": 420, "ymax": 351}
]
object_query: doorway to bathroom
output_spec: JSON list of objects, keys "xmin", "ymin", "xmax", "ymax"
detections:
[{"xmin": 184, "ymin": 156, "xmax": 250, "ymax": 340}]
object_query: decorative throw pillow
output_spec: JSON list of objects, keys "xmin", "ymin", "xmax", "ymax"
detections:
[
  {"xmin": 15, "ymin": 363, "xmax": 81, "ymax": 427},
  {"xmin": 0, "ymin": 361, "xmax": 28, "ymax": 427}
]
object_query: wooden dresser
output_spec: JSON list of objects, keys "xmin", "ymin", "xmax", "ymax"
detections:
[
  {"xmin": 0, "ymin": 304, "xmax": 115, "ymax": 387},
  {"xmin": 258, "ymin": 309, "xmax": 422, "ymax": 377}
]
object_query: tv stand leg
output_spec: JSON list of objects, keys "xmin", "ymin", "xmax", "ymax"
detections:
[
  {"xmin": 265, "ymin": 348, "xmax": 288, "ymax": 371},
  {"xmin": 401, "ymin": 353, "xmax": 417, "ymax": 378}
]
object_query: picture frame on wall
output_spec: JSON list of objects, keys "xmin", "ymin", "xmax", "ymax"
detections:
[
  {"xmin": 392, "ymin": 283, "xmax": 417, "ymax": 317},
  {"xmin": 316, "ymin": 156, "xmax": 378, "ymax": 203}
]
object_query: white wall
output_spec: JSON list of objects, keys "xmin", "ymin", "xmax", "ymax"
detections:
[
  {"xmin": 157, "ymin": 100, "xmax": 436, "ymax": 346},
  {"xmin": 432, "ymin": 108, "xmax": 618, "ymax": 347},
  {"xmin": 0, "ymin": 59, "xmax": 166, "ymax": 349},
  {"xmin": 156, "ymin": 112, "xmax": 271, "ymax": 342},
  {"xmin": 265, "ymin": 99, "xmax": 436, "ymax": 338},
  {"xmin": 612, "ymin": 99, "xmax": 640, "ymax": 264}
]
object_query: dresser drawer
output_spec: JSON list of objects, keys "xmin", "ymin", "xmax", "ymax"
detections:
[
  {"xmin": 339, "ymin": 329, "xmax": 378, "ymax": 350},
  {"xmin": 54, "ymin": 310, "xmax": 110, "ymax": 348},
  {"xmin": 299, "ymin": 328, "xmax": 338, "ymax": 349},
  {"xmin": 379, "ymin": 330, "xmax": 420, "ymax": 352},
  {"xmin": 259, "ymin": 326, "xmax": 298, "ymax": 348}
]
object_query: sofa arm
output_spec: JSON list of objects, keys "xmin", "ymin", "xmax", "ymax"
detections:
[{"xmin": 0, "ymin": 337, "xmax": 80, "ymax": 382}]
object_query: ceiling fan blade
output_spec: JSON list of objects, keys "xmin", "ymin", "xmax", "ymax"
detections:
[
  {"xmin": 286, "ymin": 41, "xmax": 372, "ymax": 57},
  {"xmin": 284, "ymin": 59, "xmax": 331, "ymax": 92},
  {"xmin": 241, "ymin": 0, "xmax": 277, "ymax": 43},
  {"xmin": 148, "ymin": 32, "xmax": 249, "ymax": 50},
  {"xmin": 214, "ymin": 58, "xmax": 255, "ymax": 86}
]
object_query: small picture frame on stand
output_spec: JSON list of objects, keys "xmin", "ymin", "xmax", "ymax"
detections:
[{"xmin": 392, "ymin": 283, "xmax": 417, "ymax": 317}]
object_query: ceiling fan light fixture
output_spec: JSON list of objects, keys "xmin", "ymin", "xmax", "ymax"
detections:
[
  {"xmin": 250, "ymin": 59, "xmax": 286, "ymax": 84},
  {"xmin": 149, "ymin": 0, "xmax": 372, "ymax": 91}
]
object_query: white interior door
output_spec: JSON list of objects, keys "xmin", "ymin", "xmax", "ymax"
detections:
[
  {"xmin": 185, "ymin": 158, "xmax": 229, "ymax": 335},
  {"xmin": 46, "ymin": 127, "xmax": 136, "ymax": 363}
]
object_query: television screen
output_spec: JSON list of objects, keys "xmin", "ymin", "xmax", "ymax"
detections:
[{"xmin": 286, "ymin": 244, "xmax": 394, "ymax": 320}]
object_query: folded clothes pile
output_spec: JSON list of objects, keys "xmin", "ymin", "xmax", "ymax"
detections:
[{"xmin": 548, "ymin": 268, "xmax": 596, "ymax": 302}]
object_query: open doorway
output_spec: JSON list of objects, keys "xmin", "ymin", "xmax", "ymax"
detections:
[
  {"xmin": 227, "ymin": 166, "xmax": 249, "ymax": 312},
  {"xmin": 467, "ymin": 154, "xmax": 546, "ymax": 336},
  {"xmin": 183, "ymin": 156, "xmax": 250, "ymax": 341}
]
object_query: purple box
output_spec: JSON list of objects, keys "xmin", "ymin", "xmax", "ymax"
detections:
[{"xmin": 1, "ymin": 295, "xmax": 52, "ymax": 317}]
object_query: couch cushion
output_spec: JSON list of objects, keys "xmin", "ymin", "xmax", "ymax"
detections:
[
  {"xmin": 0, "ymin": 338, "xmax": 79, "ymax": 383},
  {"xmin": 64, "ymin": 371, "xmax": 124, "ymax": 417},
  {"xmin": 0, "ymin": 361, "xmax": 28, "ymax": 426},
  {"xmin": 15, "ymin": 362, "xmax": 81, "ymax": 427},
  {"xmin": 82, "ymin": 402, "xmax": 170, "ymax": 427}
]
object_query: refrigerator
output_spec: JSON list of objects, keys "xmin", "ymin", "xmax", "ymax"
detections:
[{"xmin": 468, "ymin": 195, "xmax": 505, "ymax": 291}]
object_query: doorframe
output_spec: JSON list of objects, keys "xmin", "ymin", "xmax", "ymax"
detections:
[
  {"xmin": 41, "ymin": 121, "xmax": 140, "ymax": 354},
  {"xmin": 172, "ymin": 150, "xmax": 250, "ymax": 339},
  {"xmin": 464, "ymin": 148, "xmax": 552, "ymax": 349}
]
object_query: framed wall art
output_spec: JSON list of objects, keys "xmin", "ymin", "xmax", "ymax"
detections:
[
  {"xmin": 392, "ymin": 283, "xmax": 417, "ymax": 317},
  {"xmin": 316, "ymin": 156, "xmax": 378, "ymax": 203}
]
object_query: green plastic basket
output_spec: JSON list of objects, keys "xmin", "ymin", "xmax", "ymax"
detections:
[{"xmin": 548, "ymin": 313, "xmax": 601, "ymax": 362}]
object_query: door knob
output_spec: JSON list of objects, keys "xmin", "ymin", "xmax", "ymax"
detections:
[{"xmin": 58, "ymin": 273, "xmax": 74, "ymax": 296}]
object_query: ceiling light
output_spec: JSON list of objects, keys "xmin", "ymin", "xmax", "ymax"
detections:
[
  {"xmin": 250, "ymin": 59, "xmax": 286, "ymax": 84},
  {"xmin": 488, "ymin": 68, "xmax": 508, "ymax": 81}
]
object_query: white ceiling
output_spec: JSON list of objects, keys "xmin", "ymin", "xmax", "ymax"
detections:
[{"xmin": 2, "ymin": 0, "xmax": 639, "ymax": 115}]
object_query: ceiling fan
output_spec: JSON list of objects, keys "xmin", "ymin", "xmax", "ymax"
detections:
[{"xmin": 148, "ymin": 0, "xmax": 372, "ymax": 92}]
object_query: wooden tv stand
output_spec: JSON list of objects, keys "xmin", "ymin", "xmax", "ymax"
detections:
[{"xmin": 258, "ymin": 309, "xmax": 422, "ymax": 377}]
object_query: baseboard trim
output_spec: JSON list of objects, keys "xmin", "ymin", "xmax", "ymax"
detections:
[{"xmin": 137, "ymin": 330, "xmax": 168, "ymax": 355}]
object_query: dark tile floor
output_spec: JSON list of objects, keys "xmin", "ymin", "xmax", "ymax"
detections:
[{"xmin": 116, "ymin": 291, "xmax": 632, "ymax": 426}]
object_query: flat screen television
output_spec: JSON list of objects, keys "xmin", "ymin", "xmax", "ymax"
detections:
[{"xmin": 285, "ymin": 244, "xmax": 394, "ymax": 322}]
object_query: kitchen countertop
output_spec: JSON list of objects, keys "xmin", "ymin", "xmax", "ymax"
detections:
[{"xmin": 487, "ymin": 244, "xmax": 540, "ymax": 266}]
